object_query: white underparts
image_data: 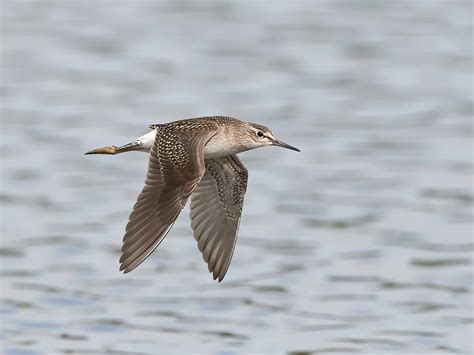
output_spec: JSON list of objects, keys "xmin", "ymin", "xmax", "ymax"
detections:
[{"xmin": 136, "ymin": 130, "xmax": 157, "ymax": 152}]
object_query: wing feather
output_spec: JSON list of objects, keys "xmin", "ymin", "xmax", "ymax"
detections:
[
  {"xmin": 190, "ymin": 155, "xmax": 248, "ymax": 282},
  {"xmin": 119, "ymin": 124, "xmax": 217, "ymax": 273}
]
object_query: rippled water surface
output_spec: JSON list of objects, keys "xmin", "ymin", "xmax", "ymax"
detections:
[{"xmin": 1, "ymin": 1, "xmax": 473, "ymax": 354}]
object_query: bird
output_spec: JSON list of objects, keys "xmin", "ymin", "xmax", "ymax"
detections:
[{"xmin": 85, "ymin": 116, "xmax": 300, "ymax": 282}]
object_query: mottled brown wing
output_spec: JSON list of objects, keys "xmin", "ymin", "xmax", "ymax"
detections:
[
  {"xmin": 190, "ymin": 155, "xmax": 248, "ymax": 282},
  {"xmin": 119, "ymin": 125, "xmax": 217, "ymax": 273}
]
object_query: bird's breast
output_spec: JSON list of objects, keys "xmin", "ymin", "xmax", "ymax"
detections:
[{"xmin": 204, "ymin": 133, "xmax": 242, "ymax": 158}]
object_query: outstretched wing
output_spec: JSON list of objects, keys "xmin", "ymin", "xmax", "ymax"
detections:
[
  {"xmin": 119, "ymin": 125, "xmax": 217, "ymax": 273},
  {"xmin": 190, "ymin": 155, "xmax": 248, "ymax": 282}
]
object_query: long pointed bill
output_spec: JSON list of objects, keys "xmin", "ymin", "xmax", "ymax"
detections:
[{"xmin": 272, "ymin": 139, "xmax": 300, "ymax": 152}]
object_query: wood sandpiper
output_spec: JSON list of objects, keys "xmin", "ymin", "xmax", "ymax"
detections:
[{"xmin": 86, "ymin": 116, "xmax": 300, "ymax": 282}]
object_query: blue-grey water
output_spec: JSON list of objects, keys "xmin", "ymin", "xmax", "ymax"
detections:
[{"xmin": 1, "ymin": 1, "xmax": 473, "ymax": 354}]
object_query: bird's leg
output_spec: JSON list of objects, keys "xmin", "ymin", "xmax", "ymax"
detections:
[
  {"xmin": 85, "ymin": 141, "xmax": 141, "ymax": 155},
  {"xmin": 85, "ymin": 130, "xmax": 156, "ymax": 155}
]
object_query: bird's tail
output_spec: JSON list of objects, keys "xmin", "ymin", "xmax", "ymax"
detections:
[{"xmin": 84, "ymin": 142, "xmax": 140, "ymax": 155}]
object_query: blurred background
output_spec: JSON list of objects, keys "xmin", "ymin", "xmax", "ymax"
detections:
[{"xmin": 1, "ymin": 0, "xmax": 473, "ymax": 354}]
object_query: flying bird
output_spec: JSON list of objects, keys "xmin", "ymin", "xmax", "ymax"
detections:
[{"xmin": 86, "ymin": 116, "xmax": 299, "ymax": 282}]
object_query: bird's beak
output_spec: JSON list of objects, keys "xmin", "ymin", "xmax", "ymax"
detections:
[{"xmin": 271, "ymin": 139, "xmax": 300, "ymax": 152}]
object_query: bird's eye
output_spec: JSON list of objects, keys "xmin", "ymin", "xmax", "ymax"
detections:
[{"xmin": 256, "ymin": 131, "xmax": 264, "ymax": 138}]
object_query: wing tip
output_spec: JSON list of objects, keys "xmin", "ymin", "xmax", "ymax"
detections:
[
  {"xmin": 212, "ymin": 270, "xmax": 227, "ymax": 283},
  {"xmin": 119, "ymin": 262, "xmax": 129, "ymax": 273}
]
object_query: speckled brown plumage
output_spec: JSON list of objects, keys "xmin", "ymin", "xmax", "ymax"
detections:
[{"xmin": 119, "ymin": 119, "xmax": 218, "ymax": 273}]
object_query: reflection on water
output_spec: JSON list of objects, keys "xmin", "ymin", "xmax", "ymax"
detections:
[{"xmin": 1, "ymin": 0, "xmax": 473, "ymax": 354}]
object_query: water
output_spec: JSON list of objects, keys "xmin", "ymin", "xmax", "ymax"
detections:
[{"xmin": 1, "ymin": 1, "xmax": 473, "ymax": 354}]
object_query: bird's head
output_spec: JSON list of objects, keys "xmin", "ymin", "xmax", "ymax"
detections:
[{"xmin": 244, "ymin": 122, "xmax": 300, "ymax": 152}]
